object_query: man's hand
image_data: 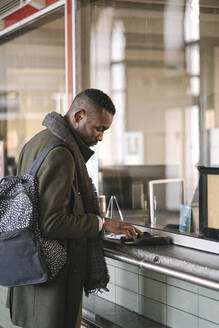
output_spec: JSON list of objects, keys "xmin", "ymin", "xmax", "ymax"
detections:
[{"xmin": 103, "ymin": 217, "xmax": 143, "ymax": 240}]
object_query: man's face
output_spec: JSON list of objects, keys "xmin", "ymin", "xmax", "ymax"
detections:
[{"xmin": 75, "ymin": 108, "xmax": 113, "ymax": 147}]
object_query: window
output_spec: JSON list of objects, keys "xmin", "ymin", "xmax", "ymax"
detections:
[
  {"xmin": 77, "ymin": 0, "xmax": 219, "ymax": 244},
  {"xmin": 0, "ymin": 7, "xmax": 65, "ymax": 176}
]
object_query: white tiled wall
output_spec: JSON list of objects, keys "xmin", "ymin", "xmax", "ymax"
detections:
[
  {"xmin": 199, "ymin": 296, "xmax": 219, "ymax": 324},
  {"xmin": 166, "ymin": 306, "xmax": 198, "ymax": 328},
  {"xmin": 1, "ymin": 258, "xmax": 219, "ymax": 328},
  {"xmin": 0, "ymin": 287, "xmax": 15, "ymax": 328},
  {"xmin": 98, "ymin": 257, "xmax": 219, "ymax": 328}
]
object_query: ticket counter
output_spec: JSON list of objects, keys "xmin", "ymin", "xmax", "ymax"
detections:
[{"xmin": 1, "ymin": 1, "xmax": 219, "ymax": 328}]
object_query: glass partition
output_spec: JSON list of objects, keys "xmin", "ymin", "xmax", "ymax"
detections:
[
  {"xmin": 0, "ymin": 7, "xmax": 65, "ymax": 175},
  {"xmin": 0, "ymin": 6, "xmax": 65, "ymax": 328},
  {"xmin": 77, "ymin": 0, "xmax": 219, "ymax": 242}
]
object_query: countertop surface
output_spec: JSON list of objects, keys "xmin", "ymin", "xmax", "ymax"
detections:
[{"xmin": 103, "ymin": 236, "xmax": 219, "ymax": 286}]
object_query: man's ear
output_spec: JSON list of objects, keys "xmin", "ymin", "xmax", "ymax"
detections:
[{"xmin": 75, "ymin": 109, "xmax": 86, "ymax": 123}]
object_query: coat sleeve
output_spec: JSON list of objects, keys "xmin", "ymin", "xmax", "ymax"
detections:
[{"xmin": 37, "ymin": 146, "xmax": 99, "ymax": 239}]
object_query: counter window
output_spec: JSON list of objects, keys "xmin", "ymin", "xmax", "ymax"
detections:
[{"xmin": 77, "ymin": 0, "xmax": 219, "ymax": 244}]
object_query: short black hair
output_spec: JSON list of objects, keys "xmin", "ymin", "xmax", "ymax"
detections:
[{"xmin": 75, "ymin": 88, "xmax": 116, "ymax": 115}]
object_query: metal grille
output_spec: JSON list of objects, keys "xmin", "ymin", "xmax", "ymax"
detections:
[{"xmin": 0, "ymin": 0, "xmax": 31, "ymax": 20}]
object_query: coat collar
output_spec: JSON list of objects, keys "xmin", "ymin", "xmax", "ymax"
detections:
[{"xmin": 42, "ymin": 112, "xmax": 94, "ymax": 163}]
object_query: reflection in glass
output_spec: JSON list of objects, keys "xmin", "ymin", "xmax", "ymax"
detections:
[
  {"xmin": 149, "ymin": 178, "xmax": 184, "ymax": 230},
  {"xmin": 77, "ymin": 0, "xmax": 219, "ymax": 240},
  {"xmin": 0, "ymin": 9, "xmax": 65, "ymax": 174}
]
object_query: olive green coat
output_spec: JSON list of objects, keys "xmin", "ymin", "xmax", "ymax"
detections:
[{"xmin": 8, "ymin": 127, "xmax": 99, "ymax": 328}]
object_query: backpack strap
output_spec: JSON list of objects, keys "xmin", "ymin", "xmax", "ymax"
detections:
[{"xmin": 27, "ymin": 141, "xmax": 74, "ymax": 177}]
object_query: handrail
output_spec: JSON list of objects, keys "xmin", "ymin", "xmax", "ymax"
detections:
[{"xmin": 104, "ymin": 248, "xmax": 219, "ymax": 291}]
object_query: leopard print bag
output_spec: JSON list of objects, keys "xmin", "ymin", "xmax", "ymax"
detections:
[{"xmin": 0, "ymin": 142, "xmax": 69, "ymax": 286}]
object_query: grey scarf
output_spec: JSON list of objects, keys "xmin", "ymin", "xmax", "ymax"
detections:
[{"xmin": 42, "ymin": 112, "xmax": 109, "ymax": 295}]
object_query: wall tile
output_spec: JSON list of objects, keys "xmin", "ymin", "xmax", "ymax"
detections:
[
  {"xmin": 139, "ymin": 268, "xmax": 166, "ymax": 283},
  {"xmin": 199, "ymin": 318, "xmax": 219, "ymax": 328},
  {"xmin": 167, "ymin": 276, "xmax": 198, "ymax": 293},
  {"xmin": 98, "ymin": 282, "xmax": 116, "ymax": 303},
  {"xmin": 0, "ymin": 286, "xmax": 7, "ymax": 304},
  {"xmin": 0, "ymin": 286, "xmax": 16, "ymax": 328},
  {"xmin": 83, "ymin": 293, "xmax": 95, "ymax": 313},
  {"xmin": 107, "ymin": 264, "xmax": 116, "ymax": 284},
  {"xmin": 167, "ymin": 285, "xmax": 198, "ymax": 315},
  {"xmin": 139, "ymin": 295, "xmax": 166, "ymax": 325},
  {"xmin": 199, "ymin": 286, "xmax": 219, "ymax": 301},
  {"xmin": 115, "ymin": 261, "xmax": 139, "ymax": 274},
  {"xmin": 199, "ymin": 295, "xmax": 219, "ymax": 324},
  {"xmin": 115, "ymin": 267, "xmax": 138, "ymax": 293},
  {"xmin": 139, "ymin": 275, "xmax": 166, "ymax": 303},
  {"xmin": 100, "ymin": 258, "xmax": 219, "ymax": 328},
  {"xmin": 167, "ymin": 306, "xmax": 198, "ymax": 328},
  {"xmin": 115, "ymin": 286, "xmax": 139, "ymax": 313},
  {"xmin": 106, "ymin": 257, "xmax": 119, "ymax": 267},
  {"xmin": 94, "ymin": 295, "xmax": 117, "ymax": 321},
  {"xmin": 106, "ymin": 257, "xmax": 138, "ymax": 274}
]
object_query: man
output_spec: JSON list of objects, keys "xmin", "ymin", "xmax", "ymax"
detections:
[{"xmin": 8, "ymin": 89, "xmax": 140, "ymax": 328}]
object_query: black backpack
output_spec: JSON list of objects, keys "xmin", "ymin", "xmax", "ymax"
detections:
[{"xmin": 0, "ymin": 142, "xmax": 72, "ymax": 287}]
